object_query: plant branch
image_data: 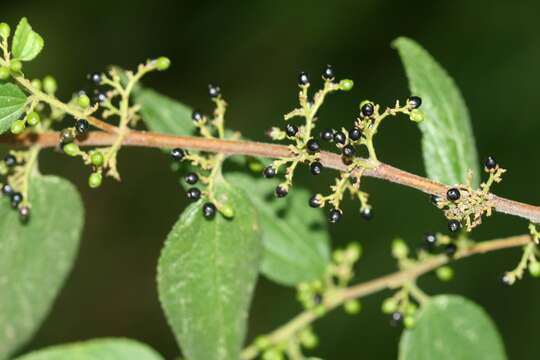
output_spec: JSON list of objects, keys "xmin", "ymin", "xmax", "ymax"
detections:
[
  {"xmin": 2, "ymin": 130, "xmax": 539, "ymax": 224},
  {"xmin": 240, "ymin": 234, "xmax": 530, "ymax": 359}
]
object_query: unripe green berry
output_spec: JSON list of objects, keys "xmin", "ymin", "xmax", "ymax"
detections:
[
  {"xmin": 436, "ymin": 266, "xmax": 454, "ymax": 282},
  {"xmin": 410, "ymin": 109, "xmax": 425, "ymax": 123},
  {"xmin": 156, "ymin": 56, "xmax": 171, "ymax": 71},
  {"xmin": 333, "ymin": 249, "xmax": 345, "ymax": 263},
  {"xmin": 254, "ymin": 336, "xmax": 271, "ymax": 350},
  {"xmin": 0, "ymin": 162, "xmax": 8, "ymax": 176},
  {"xmin": 91, "ymin": 151, "xmax": 104, "ymax": 167},
  {"xmin": 404, "ymin": 315, "xmax": 416, "ymax": 328},
  {"xmin": 344, "ymin": 299, "xmax": 361, "ymax": 314},
  {"xmin": 0, "ymin": 66, "xmax": 10, "ymax": 80},
  {"xmin": 26, "ymin": 112, "xmax": 40, "ymax": 126},
  {"xmin": 262, "ymin": 349, "xmax": 283, "ymax": 360},
  {"xmin": 339, "ymin": 79, "xmax": 354, "ymax": 91},
  {"xmin": 78, "ymin": 94, "xmax": 91, "ymax": 108},
  {"xmin": 346, "ymin": 242, "xmax": 362, "ymax": 262},
  {"xmin": 63, "ymin": 143, "xmax": 79, "ymax": 157},
  {"xmin": 299, "ymin": 328, "xmax": 318, "ymax": 349},
  {"xmin": 381, "ymin": 297, "xmax": 397, "ymax": 314},
  {"xmin": 405, "ymin": 303, "xmax": 417, "ymax": 316},
  {"xmin": 391, "ymin": 238, "xmax": 409, "ymax": 259},
  {"xmin": 10, "ymin": 119, "xmax": 26, "ymax": 134},
  {"xmin": 88, "ymin": 172, "xmax": 103, "ymax": 188},
  {"xmin": 220, "ymin": 204, "xmax": 235, "ymax": 218},
  {"xmin": 314, "ymin": 304, "xmax": 326, "ymax": 317},
  {"xmin": 0, "ymin": 23, "xmax": 10, "ymax": 38},
  {"xmin": 10, "ymin": 60, "xmax": 22, "ymax": 73},
  {"xmin": 43, "ymin": 75, "xmax": 57, "ymax": 94},
  {"xmin": 31, "ymin": 79, "xmax": 42, "ymax": 90},
  {"xmin": 529, "ymin": 262, "xmax": 540, "ymax": 277}
]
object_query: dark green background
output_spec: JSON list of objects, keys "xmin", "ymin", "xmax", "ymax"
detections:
[{"xmin": 3, "ymin": 1, "xmax": 540, "ymax": 359}]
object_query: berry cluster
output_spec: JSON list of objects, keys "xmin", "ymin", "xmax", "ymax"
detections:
[
  {"xmin": 0, "ymin": 151, "xmax": 34, "ymax": 222},
  {"xmin": 169, "ymin": 85, "xmax": 235, "ymax": 220},
  {"xmin": 432, "ymin": 156, "xmax": 506, "ymax": 232},
  {"xmin": 501, "ymin": 224, "xmax": 540, "ymax": 285}
]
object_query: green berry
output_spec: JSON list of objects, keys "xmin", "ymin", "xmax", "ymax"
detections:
[
  {"xmin": 26, "ymin": 112, "xmax": 40, "ymax": 126},
  {"xmin": 88, "ymin": 172, "xmax": 103, "ymax": 188},
  {"xmin": 405, "ymin": 303, "xmax": 417, "ymax": 316},
  {"xmin": 10, "ymin": 60, "xmax": 22, "ymax": 73},
  {"xmin": 0, "ymin": 22, "xmax": 10, "ymax": 38},
  {"xmin": 262, "ymin": 349, "xmax": 284, "ymax": 360},
  {"xmin": 436, "ymin": 266, "xmax": 454, "ymax": 281},
  {"xmin": 220, "ymin": 204, "xmax": 235, "ymax": 218},
  {"xmin": 381, "ymin": 298, "xmax": 397, "ymax": 314},
  {"xmin": 529, "ymin": 262, "xmax": 540, "ymax": 277},
  {"xmin": 0, "ymin": 162, "xmax": 8, "ymax": 176},
  {"xmin": 254, "ymin": 336, "xmax": 271, "ymax": 350},
  {"xmin": 63, "ymin": 143, "xmax": 79, "ymax": 157},
  {"xmin": 410, "ymin": 109, "xmax": 425, "ymax": 123},
  {"xmin": 344, "ymin": 299, "xmax": 361, "ymax": 314},
  {"xmin": 31, "ymin": 79, "xmax": 42, "ymax": 90},
  {"xmin": 339, "ymin": 79, "xmax": 354, "ymax": 91},
  {"xmin": 0, "ymin": 66, "xmax": 10, "ymax": 80},
  {"xmin": 391, "ymin": 238, "xmax": 409, "ymax": 259},
  {"xmin": 91, "ymin": 151, "xmax": 104, "ymax": 167},
  {"xmin": 156, "ymin": 57, "xmax": 171, "ymax": 71},
  {"xmin": 299, "ymin": 328, "xmax": 318, "ymax": 349},
  {"xmin": 346, "ymin": 242, "xmax": 362, "ymax": 262},
  {"xmin": 404, "ymin": 315, "xmax": 416, "ymax": 329},
  {"xmin": 43, "ymin": 75, "xmax": 57, "ymax": 94},
  {"xmin": 10, "ymin": 119, "xmax": 26, "ymax": 134},
  {"xmin": 78, "ymin": 94, "xmax": 91, "ymax": 108},
  {"xmin": 314, "ymin": 304, "xmax": 326, "ymax": 317}
]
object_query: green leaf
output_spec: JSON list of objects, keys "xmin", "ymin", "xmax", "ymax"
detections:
[
  {"xmin": 0, "ymin": 83, "xmax": 26, "ymax": 134},
  {"xmin": 0, "ymin": 174, "xmax": 84, "ymax": 359},
  {"xmin": 399, "ymin": 295, "xmax": 506, "ymax": 360},
  {"xmin": 226, "ymin": 173, "xmax": 330, "ymax": 285},
  {"xmin": 393, "ymin": 37, "xmax": 480, "ymax": 187},
  {"xmin": 12, "ymin": 18, "xmax": 44, "ymax": 62},
  {"xmin": 14, "ymin": 338, "xmax": 164, "ymax": 360},
  {"xmin": 157, "ymin": 175, "xmax": 262, "ymax": 360},
  {"xmin": 135, "ymin": 88, "xmax": 194, "ymax": 135}
]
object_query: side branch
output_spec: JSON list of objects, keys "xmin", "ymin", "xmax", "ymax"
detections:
[{"xmin": 3, "ymin": 131, "xmax": 540, "ymax": 223}]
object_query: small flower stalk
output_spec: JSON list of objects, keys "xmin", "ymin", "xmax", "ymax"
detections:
[{"xmin": 502, "ymin": 224, "xmax": 540, "ymax": 285}]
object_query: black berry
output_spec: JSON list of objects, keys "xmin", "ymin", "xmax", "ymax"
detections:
[
  {"xmin": 4, "ymin": 155, "xmax": 16, "ymax": 167},
  {"xmin": 75, "ymin": 119, "xmax": 89, "ymax": 134},
  {"xmin": 60, "ymin": 129, "xmax": 75, "ymax": 144},
  {"xmin": 407, "ymin": 96, "xmax": 422, "ymax": 109},
  {"xmin": 263, "ymin": 166, "xmax": 277, "ymax": 178},
  {"xmin": 93, "ymin": 91, "xmax": 107, "ymax": 104},
  {"xmin": 208, "ymin": 84, "xmax": 221, "ymax": 98},
  {"xmin": 348, "ymin": 127, "xmax": 362, "ymax": 141},
  {"xmin": 275, "ymin": 185, "xmax": 288, "ymax": 198},
  {"xmin": 171, "ymin": 148, "xmax": 185, "ymax": 161},
  {"xmin": 322, "ymin": 64, "xmax": 334, "ymax": 80},
  {"xmin": 445, "ymin": 243, "xmax": 458, "ymax": 257},
  {"xmin": 298, "ymin": 72, "xmax": 309, "ymax": 86},
  {"xmin": 341, "ymin": 155, "xmax": 353, "ymax": 165},
  {"xmin": 446, "ymin": 188, "xmax": 461, "ymax": 201},
  {"xmin": 88, "ymin": 72, "xmax": 102, "ymax": 85},
  {"xmin": 18, "ymin": 206, "xmax": 30, "ymax": 222},
  {"xmin": 10, "ymin": 192, "xmax": 22, "ymax": 208},
  {"xmin": 285, "ymin": 123, "xmax": 298, "ymax": 137},
  {"xmin": 320, "ymin": 128, "xmax": 334, "ymax": 141},
  {"xmin": 360, "ymin": 207, "xmax": 373, "ymax": 220},
  {"xmin": 192, "ymin": 110, "xmax": 203, "ymax": 123},
  {"xmin": 390, "ymin": 312, "xmax": 403, "ymax": 327},
  {"xmin": 485, "ymin": 156, "xmax": 498, "ymax": 170},
  {"xmin": 328, "ymin": 208, "xmax": 342, "ymax": 223},
  {"xmin": 306, "ymin": 139, "xmax": 320, "ymax": 153},
  {"xmin": 202, "ymin": 202, "xmax": 216, "ymax": 219},
  {"xmin": 2, "ymin": 184, "xmax": 13, "ymax": 195},
  {"xmin": 313, "ymin": 293, "xmax": 323, "ymax": 305},
  {"xmin": 360, "ymin": 102, "xmax": 374, "ymax": 117},
  {"xmin": 448, "ymin": 219, "xmax": 462, "ymax": 233},
  {"xmin": 333, "ymin": 131, "xmax": 346, "ymax": 144},
  {"xmin": 309, "ymin": 195, "xmax": 322, "ymax": 208},
  {"xmin": 424, "ymin": 232, "xmax": 437, "ymax": 248},
  {"xmin": 186, "ymin": 187, "xmax": 201, "ymax": 201},
  {"xmin": 184, "ymin": 172, "xmax": 199, "ymax": 185},
  {"xmin": 310, "ymin": 161, "xmax": 323, "ymax": 176},
  {"xmin": 342, "ymin": 144, "xmax": 356, "ymax": 158},
  {"xmin": 430, "ymin": 194, "xmax": 441, "ymax": 205}
]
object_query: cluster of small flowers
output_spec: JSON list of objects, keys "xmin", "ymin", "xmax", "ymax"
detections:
[{"xmin": 0, "ymin": 153, "xmax": 30, "ymax": 222}]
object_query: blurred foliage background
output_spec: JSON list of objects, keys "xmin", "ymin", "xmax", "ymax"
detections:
[{"xmin": 3, "ymin": 0, "xmax": 540, "ymax": 358}]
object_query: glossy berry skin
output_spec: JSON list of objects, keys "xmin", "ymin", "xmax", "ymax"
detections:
[
  {"xmin": 171, "ymin": 148, "xmax": 185, "ymax": 161},
  {"xmin": 192, "ymin": 110, "xmax": 203, "ymax": 123},
  {"xmin": 320, "ymin": 128, "xmax": 334, "ymax": 141},
  {"xmin": 202, "ymin": 202, "xmax": 217, "ymax": 219},
  {"xmin": 448, "ymin": 219, "xmax": 462, "ymax": 233},
  {"xmin": 286, "ymin": 123, "xmax": 299, "ymax": 137},
  {"xmin": 10, "ymin": 192, "xmax": 23, "ymax": 208},
  {"xmin": 88, "ymin": 173, "xmax": 102, "ymax": 188},
  {"xmin": 88, "ymin": 72, "xmax": 102, "ymax": 85},
  {"xmin": 298, "ymin": 72, "xmax": 309, "ymax": 86},
  {"xmin": 333, "ymin": 131, "xmax": 346, "ymax": 144},
  {"xmin": 446, "ymin": 188, "xmax": 461, "ymax": 201},
  {"xmin": 90, "ymin": 152, "xmax": 104, "ymax": 167},
  {"xmin": 2, "ymin": 184, "xmax": 13, "ymax": 195},
  {"xmin": 4, "ymin": 154, "xmax": 17, "ymax": 167},
  {"xmin": 185, "ymin": 172, "xmax": 199, "ymax": 185},
  {"xmin": 407, "ymin": 96, "xmax": 422, "ymax": 109},
  {"xmin": 93, "ymin": 92, "xmax": 107, "ymax": 104},
  {"xmin": 275, "ymin": 185, "xmax": 288, "ymax": 198},
  {"xmin": 360, "ymin": 102, "xmax": 374, "ymax": 117},
  {"xmin": 263, "ymin": 166, "xmax": 277, "ymax": 178},
  {"xmin": 360, "ymin": 207, "xmax": 373, "ymax": 220},
  {"xmin": 342, "ymin": 145, "xmax": 356, "ymax": 158},
  {"xmin": 186, "ymin": 187, "xmax": 201, "ymax": 201},
  {"xmin": 309, "ymin": 195, "xmax": 322, "ymax": 208},
  {"xmin": 328, "ymin": 208, "xmax": 342, "ymax": 223},
  {"xmin": 430, "ymin": 194, "xmax": 441, "ymax": 206},
  {"xmin": 348, "ymin": 127, "xmax": 362, "ymax": 141},
  {"xmin": 485, "ymin": 156, "xmax": 498, "ymax": 170},
  {"xmin": 390, "ymin": 312, "xmax": 403, "ymax": 327},
  {"xmin": 75, "ymin": 119, "xmax": 90, "ymax": 134},
  {"xmin": 445, "ymin": 243, "xmax": 458, "ymax": 257},
  {"xmin": 424, "ymin": 232, "xmax": 437, "ymax": 248},
  {"xmin": 306, "ymin": 139, "xmax": 320, "ymax": 153},
  {"xmin": 61, "ymin": 129, "xmax": 75, "ymax": 144},
  {"xmin": 310, "ymin": 161, "xmax": 323, "ymax": 176},
  {"xmin": 18, "ymin": 206, "xmax": 30, "ymax": 222},
  {"xmin": 322, "ymin": 64, "xmax": 334, "ymax": 80},
  {"xmin": 208, "ymin": 84, "xmax": 221, "ymax": 98}
]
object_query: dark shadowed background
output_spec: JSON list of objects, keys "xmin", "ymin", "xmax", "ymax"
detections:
[{"xmin": 3, "ymin": 1, "xmax": 540, "ymax": 359}]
